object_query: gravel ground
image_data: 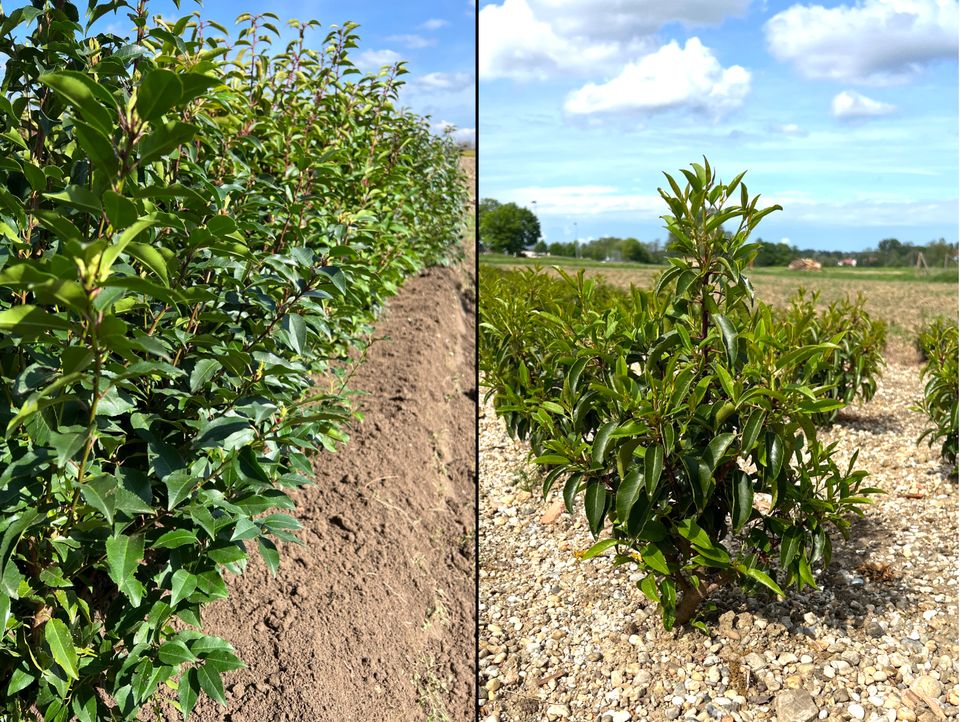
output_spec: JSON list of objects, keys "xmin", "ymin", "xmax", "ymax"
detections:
[{"xmin": 478, "ymin": 361, "xmax": 958, "ymax": 722}]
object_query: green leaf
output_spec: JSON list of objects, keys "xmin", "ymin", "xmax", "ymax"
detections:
[
  {"xmin": 190, "ymin": 359, "xmax": 221, "ymax": 393},
  {"xmin": 562, "ymin": 472, "xmax": 582, "ymax": 514},
  {"xmin": 591, "ymin": 421, "xmax": 618, "ymax": 466},
  {"xmin": 615, "ymin": 468, "xmax": 642, "ymax": 523},
  {"xmin": 638, "ymin": 573, "xmax": 660, "ymax": 603},
  {"xmin": 640, "ymin": 544, "xmax": 670, "ymax": 574},
  {"xmin": 169, "ymin": 569, "xmax": 197, "ymax": 606},
  {"xmin": 179, "ymin": 667, "xmax": 200, "ymax": 719},
  {"xmin": 0, "ymin": 305, "xmax": 72, "ymax": 335},
  {"xmin": 102, "ymin": 190, "xmax": 138, "ymax": 229},
  {"xmin": 80, "ymin": 475, "xmax": 117, "ymax": 524},
  {"xmin": 705, "ymin": 433, "xmax": 736, "ymax": 471},
  {"xmin": 44, "ymin": 185, "xmax": 101, "ymax": 214},
  {"xmin": 676, "ymin": 518, "xmax": 712, "ymax": 549},
  {"xmin": 258, "ymin": 537, "xmax": 280, "ymax": 574},
  {"xmin": 155, "ymin": 529, "xmax": 198, "ymax": 549},
  {"xmin": 157, "ymin": 639, "xmax": 196, "ymax": 666},
  {"xmin": 712, "ymin": 314, "xmax": 739, "ymax": 368},
  {"xmin": 780, "ymin": 527, "xmax": 803, "ymax": 569},
  {"xmin": 138, "ymin": 120, "xmax": 197, "ymax": 165},
  {"xmin": 197, "ymin": 662, "xmax": 226, "ymax": 705},
  {"xmin": 73, "ymin": 120, "xmax": 117, "ymax": 175},
  {"xmin": 44, "ymin": 618, "xmax": 79, "ymax": 680},
  {"xmin": 105, "ymin": 533, "xmax": 144, "ymax": 602},
  {"xmin": 136, "ymin": 69, "xmax": 183, "ymax": 121},
  {"xmin": 99, "ymin": 217, "xmax": 157, "ymax": 278},
  {"xmin": 6, "ymin": 666, "xmax": 35, "ymax": 695},
  {"xmin": 193, "ymin": 417, "xmax": 256, "ymax": 452},
  {"xmin": 126, "ymin": 242, "xmax": 170, "ymax": 285},
  {"xmin": 740, "ymin": 409, "xmax": 764, "ymax": 451},
  {"xmin": 584, "ymin": 480, "xmax": 607, "ymax": 536},
  {"xmin": 39, "ymin": 71, "xmax": 115, "ymax": 136},
  {"xmin": 580, "ymin": 538, "xmax": 618, "ymax": 560},
  {"xmin": 644, "ymin": 445, "xmax": 663, "ymax": 499},
  {"xmin": 742, "ymin": 566, "xmax": 784, "ymax": 597},
  {"xmin": 766, "ymin": 433, "xmax": 784, "ymax": 480},
  {"xmin": 731, "ymin": 471, "xmax": 753, "ymax": 531}
]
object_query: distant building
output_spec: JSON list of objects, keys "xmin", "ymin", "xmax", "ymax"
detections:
[{"xmin": 837, "ymin": 258, "xmax": 858, "ymax": 267}]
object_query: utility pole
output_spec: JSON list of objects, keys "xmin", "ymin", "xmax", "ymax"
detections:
[{"xmin": 574, "ymin": 221, "xmax": 579, "ymax": 258}]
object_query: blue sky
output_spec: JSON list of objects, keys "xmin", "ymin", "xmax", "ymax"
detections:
[
  {"xmin": 97, "ymin": 0, "xmax": 475, "ymax": 144},
  {"xmin": 479, "ymin": 0, "xmax": 958, "ymax": 251}
]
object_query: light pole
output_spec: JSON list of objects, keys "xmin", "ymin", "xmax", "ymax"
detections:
[
  {"xmin": 531, "ymin": 200, "xmax": 539, "ymax": 251},
  {"xmin": 574, "ymin": 221, "xmax": 579, "ymax": 258}
]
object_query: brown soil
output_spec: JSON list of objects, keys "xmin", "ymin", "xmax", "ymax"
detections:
[{"xmin": 188, "ymin": 160, "xmax": 477, "ymax": 722}]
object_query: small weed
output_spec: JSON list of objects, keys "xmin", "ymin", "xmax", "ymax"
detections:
[{"xmin": 415, "ymin": 656, "xmax": 451, "ymax": 722}]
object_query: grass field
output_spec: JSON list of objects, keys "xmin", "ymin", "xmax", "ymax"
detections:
[{"xmin": 481, "ymin": 253, "xmax": 958, "ymax": 361}]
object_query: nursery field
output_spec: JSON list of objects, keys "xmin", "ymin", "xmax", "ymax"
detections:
[
  {"xmin": 477, "ymin": 168, "xmax": 958, "ymax": 722},
  {"xmin": 181, "ymin": 157, "xmax": 478, "ymax": 722},
  {"xmin": 480, "ymin": 256, "xmax": 957, "ymax": 361}
]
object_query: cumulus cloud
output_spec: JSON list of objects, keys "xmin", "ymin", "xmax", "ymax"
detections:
[
  {"xmin": 352, "ymin": 49, "xmax": 403, "ymax": 71},
  {"xmin": 765, "ymin": 0, "xmax": 959, "ymax": 84},
  {"xmin": 386, "ymin": 34, "xmax": 435, "ymax": 49},
  {"xmin": 423, "ymin": 18, "xmax": 449, "ymax": 30},
  {"xmin": 479, "ymin": 0, "xmax": 747, "ymax": 81},
  {"xmin": 831, "ymin": 90, "xmax": 897, "ymax": 119},
  {"xmin": 563, "ymin": 38, "xmax": 750, "ymax": 119}
]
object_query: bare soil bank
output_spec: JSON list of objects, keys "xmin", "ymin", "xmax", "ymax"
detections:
[{"xmin": 187, "ymin": 232, "xmax": 477, "ymax": 717}]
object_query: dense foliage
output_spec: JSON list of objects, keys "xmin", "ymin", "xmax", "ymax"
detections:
[
  {"xmin": 0, "ymin": 3, "xmax": 466, "ymax": 720},
  {"xmin": 777, "ymin": 290, "xmax": 886, "ymax": 425},
  {"xmin": 480, "ymin": 161, "xmax": 878, "ymax": 629},
  {"xmin": 915, "ymin": 318, "xmax": 958, "ymax": 467},
  {"xmin": 478, "ymin": 198, "xmax": 541, "ymax": 255}
]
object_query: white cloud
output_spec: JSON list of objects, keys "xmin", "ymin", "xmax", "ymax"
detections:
[
  {"xmin": 417, "ymin": 71, "xmax": 474, "ymax": 92},
  {"xmin": 772, "ymin": 123, "xmax": 808, "ymax": 137},
  {"xmin": 479, "ymin": 0, "xmax": 747, "ymax": 81},
  {"xmin": 831, "ymin": 90, "xmax": 897, "ymax": 119},
  {"xmin": 423, "ymin": 18, "xmax": 449, "ymax": 30},
  {"xmin": 536, "ymin": 0, "xmax": 749, "ymax": 41},
  {"xmin": 499, "ymin": 185, "xmax": 663, "ymax": 215},
  {"xmin": 765, "ymin": 0, "xmax": 959, "ymax": 84},
  {"xmin": 387, "ymin": 34, "xmax": 435, "ymax": 49},
  {"xmin": 352, "ymin": 49, "xmax": 403, "ymax": 71},
  {"xmin": 564, "ymin": 38, "xmax": 750, "ymax": 119},
  {"xmin": 766, "ymin": 194, "xmax": 956, "ymax": 227}
]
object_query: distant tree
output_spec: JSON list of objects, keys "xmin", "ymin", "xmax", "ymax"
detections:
[
  {"xmin": 479, "ymin": 201, "xmax": 541, "ymax": 255},
  {"xmin": 621, "ymin": 237, "xmax": 653, "ymax": 264},
  {"xmin": 479, "ymin": 198, "xmax": 501, "ymax": 216},
  {"xmin": 533, "ymin": 240, "xmax": 548, "ymax": 254},
  {"xmin": 548, "ymin": 241, "xmax": 576, "ymax": 257}
]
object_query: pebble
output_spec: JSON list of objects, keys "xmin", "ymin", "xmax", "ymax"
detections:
[{"xmin": 476, "ymin": 365, "xmax": 959, "ymax": 722}]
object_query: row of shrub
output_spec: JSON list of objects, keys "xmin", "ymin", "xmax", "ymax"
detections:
[
  {"xmin": 0, "ymin": 3, "xmax": 466, "ymax": 720},
  {"xmin": 916, "ymin": 318, "xmax": 959, "ymax": 467},
  {"xmin": 480, "ymin": 160, "xmax": 881, "ymax": 629}
]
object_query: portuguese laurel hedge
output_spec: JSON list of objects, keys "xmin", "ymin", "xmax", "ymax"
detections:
[
  {"xmin": 480, "ymin": 160, "xmax": 881, "ymax": 629},
  {"xmin": 0, "ymin": 3, "xmax": 466, "ymax": 720},
  {"xmin": 915, "ymin": 318, "xmax": 959, "ymax": 467}
]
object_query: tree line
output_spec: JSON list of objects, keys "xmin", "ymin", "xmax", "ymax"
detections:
[{"xmin": 479, "ymin": 198, "xmax": 958, "ymax": 268}]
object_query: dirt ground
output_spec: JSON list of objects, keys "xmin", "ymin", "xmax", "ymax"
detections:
[{"xmin": 186, "ymin": 158, "xmax": 477, "ymax": 721}]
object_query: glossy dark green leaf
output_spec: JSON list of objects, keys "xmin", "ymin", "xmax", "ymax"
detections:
[
  {"xmin": 584, "ymin": 480, "xmax": 607, "ymax": 536},
  {"xmin": 731, "ymin": 471, "xmax": 753, "ymax": 531},
  {"xmin": 39, "ymin": 71, "xmax": 115, "ymax": 136},
  {"xmin": 643, "ymin": 445, "xmax": 663, "ymax": 499},
  {"xmin": 136, "ymin": 69, "xmax": 183, "ymax": 121},
  {"xmin": 615, "ymin": 468, "xmax": 642, "ymax": 523},
  {"xmin": 590, "ymin": 421, "xmax": 618, "ymax": 466}
]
